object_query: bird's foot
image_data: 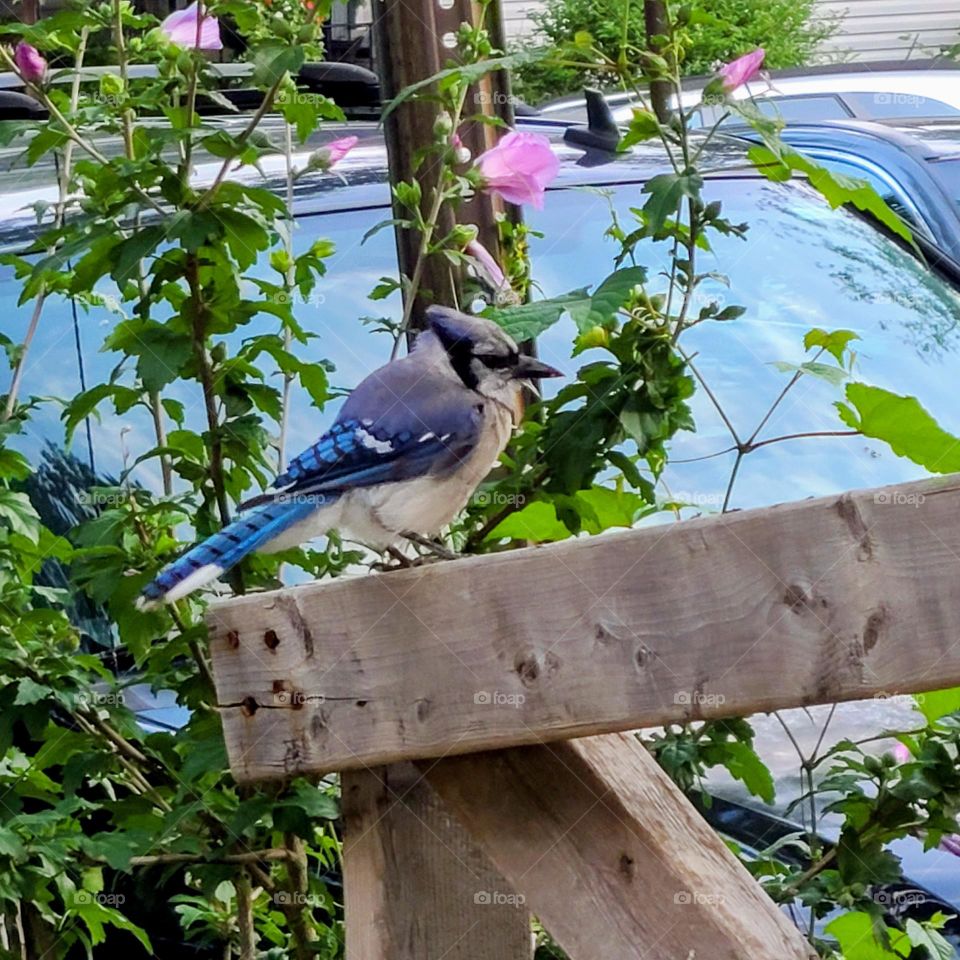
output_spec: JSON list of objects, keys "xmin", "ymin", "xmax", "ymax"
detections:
[{"xmin": 402, "ymin": 532, "xmax": 460, "ymax": 561}]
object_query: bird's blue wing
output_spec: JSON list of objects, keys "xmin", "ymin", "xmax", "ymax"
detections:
[{"xmin": 244, "ymin": 360, "xmax": 483, "ymax": 508}]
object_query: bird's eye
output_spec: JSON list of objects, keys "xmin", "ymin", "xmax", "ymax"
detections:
[{"xmin": 475, "ymin": 353, "xmax": 516, "ymax": 369}]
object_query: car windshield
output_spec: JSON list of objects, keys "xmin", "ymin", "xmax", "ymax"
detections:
[
  {"xmin": 8, "ymin": 175, "xmax": 960, "ymax": 518},
  {"xmin": 525, "ymin": 177, "xmax": 960, "ymax": 512}
]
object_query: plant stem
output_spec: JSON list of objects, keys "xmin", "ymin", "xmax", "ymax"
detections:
[
  {"xmin": 748, "ymin": 430, "xmax": 860, "ymax": 451},
  {"xmin": 196, "ymin": 75, "xmax": 286, "ymax": 210},
  {"xmin": 129, "ymin": 849, "xmax": 294, "ymax": 867},
  {"xmin": 185, "ymin": 253, "xmax": 231, "ymax": 530},
  {"xmin": 1, "ymin": 28, "xmax": 88, "ymax": 423},
  {"xmin": 278, "ymin": 120, "xmax": 296, "ymax": 472},
  {"xmin": 389, "ymin": 73, "xmax": 473, "ymax": 360},
  {"xmin": 236, "ymin": 868, "xmax": 256, "ymax": 960}
]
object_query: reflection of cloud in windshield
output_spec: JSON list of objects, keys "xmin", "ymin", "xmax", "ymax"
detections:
[{"xmin": 532, "ymin": 178, "xmax": 960, "ymax": 512}]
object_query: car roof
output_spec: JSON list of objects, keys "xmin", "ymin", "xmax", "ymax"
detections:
[
  {"xmin": 731, "ymin": 116, "xmax": 960, "ymax": 160},
  {"xmin": 540, "ymin": 58, "xmax": 960, "ymax": 112},
  {"xmin": 0, "ymin": 117, "xmax": 763, "ymax": 249}
]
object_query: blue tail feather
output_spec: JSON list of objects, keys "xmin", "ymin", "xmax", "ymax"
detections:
[{"xmin": 139, "ymin": 498, "xmax": 322, "ymax": 606}]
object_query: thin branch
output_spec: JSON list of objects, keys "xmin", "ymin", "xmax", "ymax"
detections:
[{"xmin": 749, "ymin": 430, "xmax": 859, "ymax": 452}]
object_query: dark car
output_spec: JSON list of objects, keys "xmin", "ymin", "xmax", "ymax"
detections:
[
  {"xmin": 539, "ymin": 59, "xmax": 960, "ymax": 127},
  {"xmin": 5, "ymin": 103, "xmax": 960, "ymax": 946}
]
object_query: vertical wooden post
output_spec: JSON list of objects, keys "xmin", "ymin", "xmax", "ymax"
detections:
[
  {"xmin": 373, "ymin": 0, "xmax": 518, "ymax": 329},
  {"xmin": 19, "ymin": 0, "xmax": 40, "ymax": 24},
  {"xmin": 644, "ymin": 0, "xmax": 671, "ymax": 122},
  {"xmin": 342, "ymin": 764, "xmax": 532, "ymax": 960},
  {"xmin": 359, "ymin": 10, "xmax": 531, "ymax": 955}
]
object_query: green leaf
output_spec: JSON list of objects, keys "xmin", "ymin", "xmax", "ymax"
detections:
[
  {"xmin": 641, "ymin": 171, "xmax": 703, "ymax": 234},
  {"xmin": 770, "ymin": 360, "xmax": 849, "ymax": 387},
  {"xmin": 904, "ymin": 919, "xmax": 954, "ymax": 960},
  {"xmin": 619, "ymin": 108, "xmax": 661, "ymax": 150},
  {"xmin": 487, "ymin": 500, "xmax": 571, "ymax": 542},
  {"xmin": 567, "ymin": 266, "xmax": 646, "ymax": 333},
  {"xmin": 825, "ymin": 912, "xmax": 901, "ymax": 960},
  {"xmin": 722, "ymin": 742, "xmax": 775, "ymax": 804},
  {"xmin": 0, "ymin": 490, "xmax": 40, "ymax": 539},
  {"xmin": 574, "ymin": 486, "xmax": 650, "ymax": 534},
  {"xmin": 14, "ymin": 677, "xmax": 52, "ymax": 706},
  {"xmin": 382, "ymin": 51, "xmax": 545, "ymax": 121},
  {"xmin": 111, "ymin": 226, "xmax": 165, "ymax": 285},
  {"xmin": 804, "ymin": 327, "xmax": 860, "ymax": 363},
  {"xmin": 486, "ymin": 289, "xmax": 589, "ymax": 341},
  {"xmin": 916, "ymin": 687, "xmax": 960, "ymax": 724},
  {"xmin": 837, "ymin": 383, "xmax": 960, "ymax": 473},
  {"xmin": 748, "ymin": 145, "xmax": 915, "ymax": 250},
  {"xmin": 251, "ymin": 42, "xmax": 306, "ymax": 88}
]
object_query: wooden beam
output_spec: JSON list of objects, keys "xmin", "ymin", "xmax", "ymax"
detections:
[
  {"xmin": 373, "ymin": 0, "xmax": 515, "ymax": 330},
  {"xmin": 422, "ymin": 732, "xmax": 816, "ymax": 959},
  {"xmin": 342, "ymin": 764, "xmax": 533, "ymax": 960},
  {"xmin": 207, "ymin": 475, "xmax": 960, "ymax": 780}
]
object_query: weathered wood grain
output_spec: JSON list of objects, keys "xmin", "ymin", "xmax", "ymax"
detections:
[
  {"xmin": 422, "ymin": 732, "xmax": 816, "ymax": 959},
  {"xmin": 342, "ymin": 764, "xmax": 532, "ymax": 960},
  {"xmin": 207, "ymin": 476, "xmax": 960, "ymax": 780}
]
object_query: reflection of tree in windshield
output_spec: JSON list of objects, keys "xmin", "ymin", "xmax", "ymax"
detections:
[
  {"xmin": 822, "ymin": 234, "xmax": 960, "ymax": 359},
  {"xmin": 746, "ymin": 182, "xmax": 960, "ymax": 360}
]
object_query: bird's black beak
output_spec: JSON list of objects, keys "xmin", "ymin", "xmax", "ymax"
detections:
[{"xmin": 513, "ymin": 355, "xmax": 563, "ymax": 380}]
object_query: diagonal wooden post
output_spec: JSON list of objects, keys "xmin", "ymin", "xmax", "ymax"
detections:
[{"xmin": 422, "ymin": 733, "xmax": 815, "ymax": 959}]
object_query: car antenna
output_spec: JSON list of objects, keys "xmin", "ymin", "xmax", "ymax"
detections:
[{"xmin": 563, "ymin": 88, "xmax": 620, "ymax": 153}]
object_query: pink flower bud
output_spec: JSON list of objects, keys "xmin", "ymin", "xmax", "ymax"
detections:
[
  {"xmin": 14, "ymin": 42, "xmax": 46, "ymax": 84},
  {"xmin": 466, "ymin": 240, "xmax": 507, "ymax": 293},
  {"xmin": 324, "ymin": 136, "xmax": 358, "ymax": 168},
  {"xmin": 161, "ymin": 2, "xmax": 223, "ymax": 51},
  {"xmin": 718, "ymin": 48, "xmax": 765, "ymax": 92},
  {"xmin": 474, "ymin": 131, "xmax": 559, "ymax": 210}
]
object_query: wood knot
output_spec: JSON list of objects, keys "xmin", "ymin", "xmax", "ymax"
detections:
[
  {"xmin": 416, "ymin": 698, "xmax": 431, "ymax": 722},
  {"xmin": 515, "ymin": 655, "xmax": 540, "ymax": 687},
  {"xmin": 240, "ymin": 696, "xmax": 258, "ymax": 717},
  {"xmin": 226, "ymin": 630, "xmax": 240, "ymax": 649},
  {"xmin": 863, "ymin": 607, "xmax": 887, "ymax": 653},
  {"xmin": 263, "ymin": 629, "xmax": 280, "ymax": 650},
  {"xmin": 619, "ymin": 853, "xmax": 635, "ymax": 880},
  {"xmin": 783, "ymin": 584, "xmax": 810, "ymax": 612}
]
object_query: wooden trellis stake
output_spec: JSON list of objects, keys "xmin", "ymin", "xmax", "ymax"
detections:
[
  {"xmin": 204, "ymin": 475, "xmax": 960, "ymax": 956},
  {"xmin": 350, "ymin": 0, "xmax": 532, "ymax": 956}
]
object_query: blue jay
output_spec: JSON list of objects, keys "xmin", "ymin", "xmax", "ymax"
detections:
[{"xmin": 138, "ymin": 306, "xmax": 561, "ymax": 608}]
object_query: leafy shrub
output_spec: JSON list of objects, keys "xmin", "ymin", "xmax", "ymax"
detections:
[{"xmin": 512, "ymin": 0, "xmax": 839, "ymax": 104}]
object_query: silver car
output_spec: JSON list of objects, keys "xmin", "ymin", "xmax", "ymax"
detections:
[{"xmin": 538, "ymin": 58, "xmax": 960, "ymax": 127}]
